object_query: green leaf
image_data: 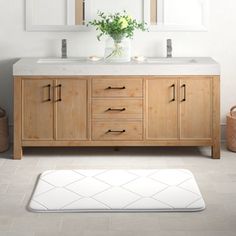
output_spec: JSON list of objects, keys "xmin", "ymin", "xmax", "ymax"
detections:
[{"xmin": 87, "ymin": 11, "xmax": 148, "ymax": 41}]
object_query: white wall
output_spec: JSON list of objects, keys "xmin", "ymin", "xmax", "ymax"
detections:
[{"xmin": 0, "ymin": 0, "xmax": 236, "ymax": 129}]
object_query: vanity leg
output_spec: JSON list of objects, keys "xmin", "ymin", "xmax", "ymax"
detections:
[
  {"xmin": 212, "ymin": 76, "xmax": 221, "ymax": 159},
  {"xmin": 14, "ymin": 78, "xmax": 22, "ymax": 160},
  {"xmin": 211, "ymin": 145, "xmax": 220, "ymax": 159},
  {"xmin": 14, "ymin": 146, "xmax": 22, "ymax": 160}
]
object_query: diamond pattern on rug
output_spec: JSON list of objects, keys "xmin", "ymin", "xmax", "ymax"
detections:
[
  {"xmin": 29, "ymin": 169, "xmax": 205, "ymax": 212},
  {"xmin": 123, "ymin": 177, "xmax": 168, "ymax": 197},
  {"xmin": 153, "ymin": 186, "xmax": 201, "ymax": 208},
  {"xmin": 93, "ymin": 187, "xmax": 141, "ymax": 209},
  {"xmin": 33, "ymin": 188, "xmax": 81, "ymax": 210},
  {"xmin": 126, "ymin": 198, "xmax": 172, "ymax": 210},
  {"xmin": 33, "ymin": 180, "xmax": 55, "ymax": 197},
  {"xmin": 150, "ymin": 169, "xmax": 192, "ymax": 185},
  {"xmin": 94, "ymin": 170, "xmax": 138, "ymax": 186},
  {"xmin": 63, "ymin": 197, "xmax": 111, "ymax": 210},
  {"xmin": 66, "ymin": 177, "xmax": 111, "ymax": 197},
  {"xmin": 41, "ymin": 170, "xmax": 84, "ymax": 187}
]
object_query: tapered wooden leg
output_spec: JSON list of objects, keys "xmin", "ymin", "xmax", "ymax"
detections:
[{"xmin": 14, "ymin": 78, "xmax": 22, "ymax": 160}]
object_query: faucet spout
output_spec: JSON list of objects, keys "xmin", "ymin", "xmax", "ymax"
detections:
[
  {"xmin": 167, "ymin": 39, "xmax": 172, "ymax": 58},
  {"xmin": 61, "ymin": 39, "xmax": 67, "ymax": 59}
]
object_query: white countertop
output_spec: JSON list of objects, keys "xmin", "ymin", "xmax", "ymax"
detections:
[{"xmin": 13, "ymin": 57, "xmax": 220, "ymax": 76}]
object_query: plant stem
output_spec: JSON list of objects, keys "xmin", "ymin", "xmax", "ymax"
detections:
[{"xmin": 106, "ymin": 40, "xmax": 124, "ymax": 59}]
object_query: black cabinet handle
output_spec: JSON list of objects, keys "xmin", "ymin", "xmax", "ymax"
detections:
[
  {"xmin": 182, "ymin": 84, "xmax": 186, "ymax": 102},
  {"xmin": 107, "ymin": 86, "xmax": 126, "ymax": 90},
  {"xmin": 47, "ymin": 84, "xmax": 51, "ymax": 102},
  {"xmin": 106, "ymin": 108, "xmax": 126, "ymax": 112},
  {"xmin": 57, "ymin": 84, "xmax": 62, "ymax": 102},
  {"xmin": 171, "ymin": 84, "xmax": 176, "ymax": 102},
  {"xmin": 107, "ymin": 130, "xmax": 126, "ymax": 133}
]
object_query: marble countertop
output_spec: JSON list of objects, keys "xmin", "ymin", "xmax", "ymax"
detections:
[{"xmin": 13, "ymin": 57, "xmax": 220, "ymax": 76}]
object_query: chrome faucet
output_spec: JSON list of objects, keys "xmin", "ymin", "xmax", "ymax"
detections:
[
  {"xmin": 61, "ymin": 39, "xmax": 67, "ymax": 59},
  {"xmin": 167, "ymin": 39, "xmax": 172, "ymax": 58}
]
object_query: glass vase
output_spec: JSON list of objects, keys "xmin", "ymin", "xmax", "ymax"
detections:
[{"xmin": 104, "ymin": 37, "xmax": 131, "ymax": 63}]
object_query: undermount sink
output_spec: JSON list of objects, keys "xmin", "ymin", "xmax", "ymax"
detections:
[
  {"xmin": 37, "ymin": 58, "xmax": 87, "ymax": 64},
  {"xmin": 146, "ymin": 58, "xmax": 198, "ymax": 64}
]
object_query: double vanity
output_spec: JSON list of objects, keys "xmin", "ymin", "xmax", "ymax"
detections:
[{"xmin": 13, "ymin": 57, "xmax": 220, "ymax": 159}]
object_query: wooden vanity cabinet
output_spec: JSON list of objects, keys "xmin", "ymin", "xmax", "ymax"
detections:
[
  {"xmin": 55, "ymin": 79, "xmax": 87, "ymax": 140},
  {"xmin": 21, "ymin": 78, "xmax": 88, "ymax": 142},
  {"xmin": 146, "ymin": 78, "xmax": 178, "ymax": 140},
  {"xmin": 22, "ymin": 79, "xmax": 54, "ymax": 141},
  {"xmin": 91, "ymin": 77, "xmax": 144, "ymax": 141},
  {"xmin": 146, "ymin": 77, "xmax": 213, "ymax": 140},
  {"xmin": 14, "ymin": 76, "xmax": 220, "ymax": 160},
  {"xmin": 179, "ymin": 78, "xmax": 212, "ymax": 140}
]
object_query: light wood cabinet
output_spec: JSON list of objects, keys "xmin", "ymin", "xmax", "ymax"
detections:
[
  {"xmin": 21, "ymin": 78, "xmax": 88, "ymax": 142},
  {"xmin": 146, "ymin": 78, "xmax": 178, "ymax": 140},
  {"xmin": 92, "ymin": 77, "xmax": 143, "ymax": 98},
  {"xmin": 55, "ymin": 79, "xmax": 87, "ymax": 140},
  {"xmin": 14, "ymin": 76, "xmax": 220, "ymax": 160},
  {"xmin": 91, "ymin": 77, "xmax": 144, "ymax": 141},
  {"xmin": 92, "ymin": 121, "xmax": 143, "ymax": 141},
  {"xmin": 146, "ymin": 77, "xmax": 213, "ymax": 141},
  {"xmin": 179, "ymin": 78, "xmax": 212, "ymax": 140},
  {"xmin": 22, "ymin": 79, "xmax": 54, "ymax": 140},
  {"xmin": 92, "ymin": 99, "xmax": 143, "ymax": 119}
]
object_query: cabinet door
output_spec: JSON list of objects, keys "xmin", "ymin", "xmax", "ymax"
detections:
[
  {"xmin": 56, "ymin": 79, "xmax": 87, "ymax": 140},
  {"xmin": 22, "ymin": 79, "xmax": 54, "ymax": 140},
  {"xmin": 180, "ymin": 77, "xmax": 212, "ymax": 139},
  {"xmin": 146, "ymin": 79, "xmax": 178, "ymax": 140}
]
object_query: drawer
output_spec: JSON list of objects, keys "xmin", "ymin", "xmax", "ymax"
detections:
[
  {"xmin": 92, "ymin": 99, "xmax": 143, "ymax": 119},
  {"xmin": 92, "ymin": 121, "xmax": 143, "ymax": 141},
  {"xmin": 92, "ymin": 78, "xmax": 143, "ymax": 98}
]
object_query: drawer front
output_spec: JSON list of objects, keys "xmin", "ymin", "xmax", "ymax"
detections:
[
  {"xmin": 92, "ymin": 78, "xmax": 143, "ymax": 98},
  {"xmin": 92, "ymin": 99, "xmax": 143, "ymax": 119},
  {"xmin": 92, "ymin": 121, "xmax": 143, "ymax": 141}
]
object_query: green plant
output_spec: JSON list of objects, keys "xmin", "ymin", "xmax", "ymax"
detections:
[{"xmin": 88, "ymin": 11, "xmax": 147, "ymax": 42}]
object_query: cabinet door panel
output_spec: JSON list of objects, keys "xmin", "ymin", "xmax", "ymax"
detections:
[
  {"xmin": 56, "ymin": 79, "xmax": 87, "ymax": 140},
  {"xmin": 180, "ymin": 78, "xmax": 212, "ymax": 139},
  {"xmin": 22, "ymin": 79, "xmax": 53, "ymax": 140},
  {"xmin": 146, "ymin": 79, "xmax": 178, "ymax": 140}
]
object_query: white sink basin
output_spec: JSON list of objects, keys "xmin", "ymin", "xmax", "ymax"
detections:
[
  {"xmin": 37, "ymin": 58, "xmax": 87, "ymax": 64},
  {"xmin": 147, "ymin": 58, "xmax": 198, "ymax": 64}
]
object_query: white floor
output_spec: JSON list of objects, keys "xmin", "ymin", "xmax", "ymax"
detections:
[{"xmin": 0, "ymin": 144, "xmax": 236, "ymax": 236}]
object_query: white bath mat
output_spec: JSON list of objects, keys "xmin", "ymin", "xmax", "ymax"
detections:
[{"xmin": 29, "ymin": 169, "xmax": 205, "ymax": 212}]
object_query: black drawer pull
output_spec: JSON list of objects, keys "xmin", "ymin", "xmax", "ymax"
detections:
[
  {"xmin": 171, "ymin": 84, "xmax": 176, "ymax": 102},
  {"xmin": 47, "ymin": 84, "xmax": 51, "ymax": 101},
  {"xmin": 181, "ymin": 84, "xmax": 186, "ymax": 102},
  {"xmin": 107, "ymin": 86, "xmax": 126, "ymax": 90},
  {"xmin": 106, "ymin": 108, "xmax": 126, "ymax": 112},
  {"xmin": 107, "ymin": 130, "xmax": 126, "ymax": 133},
  {"xmin": 56, "ymin": 84, "xmax": 62, "ymax": 102}
]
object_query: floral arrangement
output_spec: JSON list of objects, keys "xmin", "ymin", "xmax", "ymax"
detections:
[{"xmin": 88, "ymin": 11, "xmax": 147, "ymax": 42}]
